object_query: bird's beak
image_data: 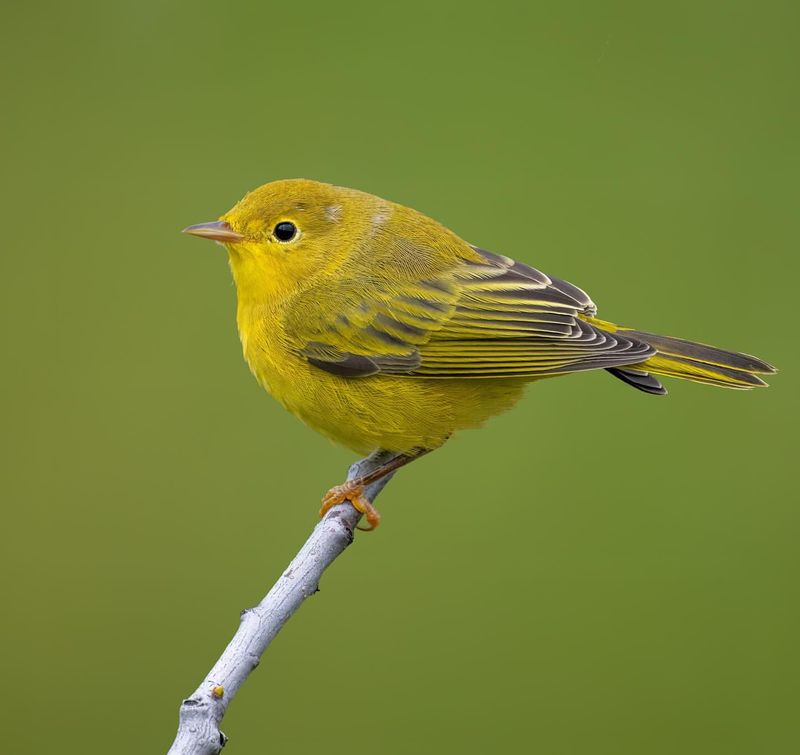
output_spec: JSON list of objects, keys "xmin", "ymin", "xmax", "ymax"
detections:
[{"xmin": 182, "ymin": 220, "xmax": 245, "ymax": 243}]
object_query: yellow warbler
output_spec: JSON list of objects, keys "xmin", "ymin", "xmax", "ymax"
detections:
[{"xmin": 184, "ymin": 179, "xmax": 775, "ymax": 528}]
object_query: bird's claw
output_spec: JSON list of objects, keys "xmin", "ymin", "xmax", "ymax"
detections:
[{"xmin": 319, "ymin": 481, "xmax": 381, "ymax": 531}]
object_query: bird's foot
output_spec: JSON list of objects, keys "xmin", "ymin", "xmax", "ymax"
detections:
[{"xmin": 319, "ymin": 481, "xmax": 381, "ymax": 531}]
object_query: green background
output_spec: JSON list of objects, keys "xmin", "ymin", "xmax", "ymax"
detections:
[{"xmin": 2, "ymin": 1, "xmax": 797, "ymax": 753}]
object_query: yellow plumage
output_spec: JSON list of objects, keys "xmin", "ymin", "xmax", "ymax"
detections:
[
  {"xmin": 184, "ymin": 178, "xmax": 775, "ymax": 525},
  {"xmin": 224, "ymin": 181, "xmax": 531, "ymax": 453}
]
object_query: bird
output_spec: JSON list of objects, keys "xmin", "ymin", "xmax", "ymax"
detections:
[{"xmin": 183, "ymin": 179, "xmax": 776, "ymax": 529}]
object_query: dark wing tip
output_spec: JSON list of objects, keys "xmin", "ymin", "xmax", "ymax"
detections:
[
  {"xmin": 607, "ymin": 367, "xmax": 668, "ymax": 395},
  {"xmin": 469, "ymin": 244, "xmax": 597, "ymax": 315}
]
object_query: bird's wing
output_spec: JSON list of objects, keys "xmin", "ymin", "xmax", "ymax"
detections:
[{"xmin": 286, "ymin": 246, "xmax": 654, "ymax": 379}]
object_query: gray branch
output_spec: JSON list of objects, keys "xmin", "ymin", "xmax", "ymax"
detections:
[{"xmin": 166, "ymin": 451, "xmax": 395, "ymax": 754}]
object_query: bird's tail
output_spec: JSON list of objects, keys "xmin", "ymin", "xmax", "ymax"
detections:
[{"xmin": 585, "ymin": 317, "xmax": 776, "ymax": 395}]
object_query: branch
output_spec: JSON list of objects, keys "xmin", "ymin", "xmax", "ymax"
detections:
[{"xmin": 166, "ymin": 450, "xmax": 395, "ymax": 754}]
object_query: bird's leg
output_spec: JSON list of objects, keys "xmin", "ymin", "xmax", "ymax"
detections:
[{"xmin": 319, "ymin": 448, "xmax": 430, "ymax": 531}]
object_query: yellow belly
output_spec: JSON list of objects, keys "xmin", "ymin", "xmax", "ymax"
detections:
[{"xmin": 241, "ymin": 314, "xmax": 526, "ymax": 454}]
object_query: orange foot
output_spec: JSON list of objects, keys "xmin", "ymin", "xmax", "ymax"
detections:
[{"xmin": 319, "ymin": 481, "xmax": 381, "ymax": 531}]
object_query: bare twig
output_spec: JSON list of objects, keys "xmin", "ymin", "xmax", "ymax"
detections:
[{"xmin": 166, "ymin": 450, "xmax": 395, "ymax": 754}]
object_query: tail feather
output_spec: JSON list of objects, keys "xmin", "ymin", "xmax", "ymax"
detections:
[
  {"xmin": 606, "ymin": 366, "xmax": 667, "ymax": 395},
  {"xmin": 586, "ymin": 317, "xmax": 776, "ymax": 393}
]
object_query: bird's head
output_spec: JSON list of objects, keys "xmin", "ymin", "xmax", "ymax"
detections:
[{"xmin": 183, "ymin": 178, "xmax": 385, "ymax": 304}]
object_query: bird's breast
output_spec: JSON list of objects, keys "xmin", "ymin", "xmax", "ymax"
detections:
[
  {"xmin": 234, "ymin": 298, "xmax": 527, "ymax": 455},
  {"xmin": 236, "ymin": 302, "xmax": 288, "ymax": 396}
]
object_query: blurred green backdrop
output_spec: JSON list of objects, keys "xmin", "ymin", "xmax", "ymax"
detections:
[{"xmin": 2, "ymin": 1, "xmax": 797, "ymax": 753}]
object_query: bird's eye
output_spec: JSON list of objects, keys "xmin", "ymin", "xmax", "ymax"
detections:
[{"xmin": 273, "ymin": 221, "xmax": 298, "ymax": 242}]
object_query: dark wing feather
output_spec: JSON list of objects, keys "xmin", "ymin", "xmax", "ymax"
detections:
[
  {"xmin": 606, "ymin": 367, "xmax": 667, "ymax": 395},
  {"xmin": 288, "ymin": 245, "xmax": 654, "ymax": 379}
]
